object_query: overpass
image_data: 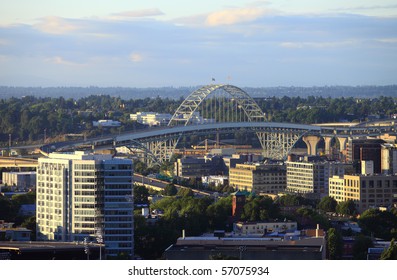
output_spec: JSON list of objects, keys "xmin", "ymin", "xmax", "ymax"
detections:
[{"xmin": 0, "ymin": 157, "xmax": 39, "ymax": 168}]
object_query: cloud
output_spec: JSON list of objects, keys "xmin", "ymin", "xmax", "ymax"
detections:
[
  {"xmin": 331, "ymin": 4, "xmax": 397, "ymax": 12},
  {"xmin": 129, "ymin": 52, "xmax": 144, "ymax": 63},
  {"xmin": 1, "ymin": 11, "xmax": 397, "ymax": 87},
  {"xmin": 0, "ymin": 55, "xmax": 9, "ymax": 62},
  {"xmin": 0, "ymin": 39, "xmax": 10, "ymax": 46},
  {"xmin": 34, "ymin": 16, "xmax": 81, "ymax": 34},
  {"xmin": 280, "ymin": 40, "xmax": 356, "ymax": 49},
  {"xmin": 45, "ymin": 56, "xmax": 85, "ymax": 66},
  {"xmin": 205, "ymin": 8, "xmax": 269, "ymax": 26},
  {"xmin": 376, "ymin": 38, "xmax": 397, "ymax": 43},
  {"xmin": 110, "ymin": 9, "xmax": 164, "ymax": 20}
]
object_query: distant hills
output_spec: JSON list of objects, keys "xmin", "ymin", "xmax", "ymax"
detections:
[{"xmin": 0, "ymin": 85, "xmax": 396, "ymax": 100}]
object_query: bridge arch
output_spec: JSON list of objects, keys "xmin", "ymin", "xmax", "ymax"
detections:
[{"xmin": 168, "ymin": 84, "xmax": 265, "ymax": 126}]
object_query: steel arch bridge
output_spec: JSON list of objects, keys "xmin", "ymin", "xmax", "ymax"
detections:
[
  {"xmin": 41, "ymin": 84, "xmax": 396, "ymax": 166},
  {"xmin": 168, "ymin": 84, "xmax": 265, "ymax": 126},
  {"xmin": 115, "ymin": 84, "xmax": 314, "ymax": 165}
]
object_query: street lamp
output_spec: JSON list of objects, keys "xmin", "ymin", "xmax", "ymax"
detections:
[
  {"xmin": 83, "ymin": 237, "xmax": 90, "ymax": 260},
  {"xmin": 238, "ymin": 245, "xmax": 246, "ymax": 260},
  {"xmin": 96, "ymin": 228, "xmax": 104, "ymax": 260}
]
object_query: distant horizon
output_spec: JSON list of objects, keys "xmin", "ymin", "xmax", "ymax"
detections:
[
  {"xmin": 1, "ymin": 84, "xmax": 397, "ymax": 89},
  {"xmin": 1, "ymin": 84, "xmax": 396, "ymax": 100}
]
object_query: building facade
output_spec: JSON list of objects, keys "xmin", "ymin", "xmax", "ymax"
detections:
[
  {"xmin": 286, "ymin": 157, "xmax": 351, "ymax": 198},
  {"xmin": 346, "ymin": 138, "xmax": 384, "ymax": 174},
  {"xmin": 36, "ymin": 152, "xmax": 134, "ymax": 259},
  {"xmin": 229, "ymin": 163, "xmax": 286, "ymax": 193},
  {"xmin": 381, "ymin": 143, "xmax": 397, "ymax": 174},
  {"xmin": 174, "ymin": 156, "xmax": 226, "ymax": 178},
  {"xmin": 2, "ymin": 171, "xmax": 36, "ymax": 191},
  {"xmin": 329, "ymin": 174, "xmax": 397, "ymax": 213},
  {"xmin": 130, "ymin": 112, "xmax": 172, "ymax": 126},
  {"xmin": 234, "ymin": 221, "xmax": 298, "ymax": 235}
]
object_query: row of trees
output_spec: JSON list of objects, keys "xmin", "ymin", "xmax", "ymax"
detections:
[{"xmin": 1, "ymin": 95, "xmax": 397, "ymax": 145}]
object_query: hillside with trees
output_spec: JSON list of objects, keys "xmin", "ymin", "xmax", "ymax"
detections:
[{"xmin": 1, "ymin": 93, "xmax": 397, "ymax": 147}]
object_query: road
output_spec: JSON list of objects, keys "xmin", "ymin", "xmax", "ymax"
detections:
[{"xmin": 133, "ymin": 173, "xmax": 213, "ymax": 197}]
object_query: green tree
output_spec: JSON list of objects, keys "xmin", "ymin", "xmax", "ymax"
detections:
[
  {"xmin": 163, "ymin": 184, "xmax": 178, "ymax": 196},
  {"xmin": 336, "ymin": 200, "xmax": 356, "ymax": 216},
  {"xmin": 240, "ymin": 196, "xmax": 279, "ymax": 222},
  {"xmin": 177, "ymin": 188, "xmax": 194, "ymax": 197},
  {"xmin": 359, "ymin": 209, "xmax": 397, "ymax": 239},
  {"xmin": 352, "ymin": 235, "xmax": 373, "ymax": 260},
  {"xmin": 381, "ymin": 238, "xmax": 397, "ymax": 260},
  {"xmin": 206, "ymin": 196, "xmax": 232, "ymax": 230},
  {"xmin": 11, "ymin": 191, "xmax": 36, "ymax": 208},
  {"xmin": 318, "ymin": 196, "xmax": 337, "ymax": 213},
  {"xmin": 21, "ymin": 216, "xmax": 36, "ymax": 241},
  {"xmin": 133, "ymin": 184, "xmax": 149, "ymax": 205},
  {"xmin": 327, "ymin": 228, "xmax": 344, "ymax": 260},
  {"xmin": 0, "ymin": 196, "xmax": 18, "ymax": 221}
]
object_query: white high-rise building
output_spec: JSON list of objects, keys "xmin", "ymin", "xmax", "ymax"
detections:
[{"xmin": 36, "ymin": 151, "xmax": 134, "ymax": 259}]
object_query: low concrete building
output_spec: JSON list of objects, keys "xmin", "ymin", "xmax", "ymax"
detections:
[
  {"xmin": 234, "ymin": 221, "xmax": 298, "ymax": 235},
  {"xmin": 92, "ymin": 119, "xmax": 121, "ymax": 127},
  {"xmin": 202, "ymin": 175, "xmax": 228, "ymax": 187},
  {"xmin": 0, "ymin": 221, "xmax": 31, "ymax": 241},
  {"xmin": 130, "ymin": 112, "xmax": 172, "ymax": 126},
  {"xmin": 164, "ymin": 234, "xmax": 326, "ymax": 260}
]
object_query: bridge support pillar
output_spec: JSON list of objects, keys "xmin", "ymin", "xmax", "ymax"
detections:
[
  {"xmin": 337, "ymin": 137, "xmax": 348, "ymax": 152},
  {"xmin": 323, "ymin": 136, "xmax": 334, "ymax": 155},
  {"xmin": 303, "ymin": 135, "xmax": 321, "ymax": 156}
]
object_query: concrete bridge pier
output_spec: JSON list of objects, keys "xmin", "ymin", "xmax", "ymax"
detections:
[
  {"xmin": 323, "ymin": 136, "xmax": 334, "ymax": 155},
  {"xmin": 303, "ymin": 135, "xmax": 321, "ymax": 156},
  {"xmin": 337, "ymin": 136, "xmax": 348, "ymax": 152}
]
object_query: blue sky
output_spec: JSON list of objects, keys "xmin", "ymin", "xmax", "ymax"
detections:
[{"xmin": 1, "ymin": 0, "xmax": 397, "ymax": 87}]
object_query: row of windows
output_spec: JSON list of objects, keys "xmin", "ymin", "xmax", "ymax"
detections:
[
  {"xmin": 74, "ymin": 164, "xmax": 95, "ymax": 170},
  {"xmin": 105, "ymin": 229, "xmax": 133, "ymax": 235},
  {"xmin": 74, "ymin": 210, "xmax": 96, "ymax": 215}
]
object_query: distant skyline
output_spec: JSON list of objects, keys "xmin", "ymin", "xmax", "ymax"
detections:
[{"xmin": 1, "ymin": 0, "xmax": 397, "ymax": 87}]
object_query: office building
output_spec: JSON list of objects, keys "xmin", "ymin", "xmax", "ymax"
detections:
[
  {"xmin": 229, "ymin": 163, "xmax": 286, "ymax": 193},
  {"xmin": 174, "ymin": 155, "xmax": 226, "ymax": 178},
  {"xmin": 346, "ymin": 138, "xmax": 384, "ymax": 174},
  {"xmin": 329, "ymin": 174, "xmax": 397, "ymax": 213},
  {"xmin": 381, "ymin": 143, "xmax": 397, "ymax": 174},
  {"xmin": 36, "ymin": 152, "xmax": 134, "ymax": 259},
  {"xmin": 2, "ymin": 171, "xmax": 36, "ymax": 191},
  {"xmin": 286, "ymin": 156, "xmax": 351, "ymax": 198}
]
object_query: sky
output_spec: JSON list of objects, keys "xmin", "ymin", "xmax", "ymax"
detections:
[{"xmin": 0, "ymin": 0, "xmax": 397, "ymax": 87}]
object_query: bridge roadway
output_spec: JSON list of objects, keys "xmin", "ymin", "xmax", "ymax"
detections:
[
  {"xmin": 47, "ymin": 121, "xmax": 393, "ymax": 153},
  {"xmin": 133, "ymin": 174, "xmax": 212, "ymax": 197},
  {"xmin": 115, "ymin": 122, "xmax": 321, "ymax": 142},
  {"xmin": 0, "ymin": 156, "xmax": 39, "ymax": 168},
  {"xmin": 60, "ymin": 121, "xmax": 393, "ymax": 145}
]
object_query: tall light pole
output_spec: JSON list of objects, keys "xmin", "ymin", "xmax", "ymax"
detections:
[
  {"xmin": 83, "ymin": 237, "xmax": 90, "ymax": 260},
  {"xmin": 96, "ymin": 228, "xmax": 104, "ymax": 260}
]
